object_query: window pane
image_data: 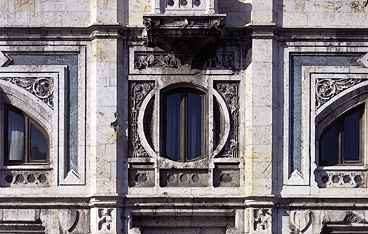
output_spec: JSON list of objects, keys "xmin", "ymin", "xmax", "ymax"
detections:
[
  {"xmin": 165, "ymin": 93, "xmax": 181, "ymax": 160},
  {"xmin": 187, "ymin": 92, "xmax": 202, "ymax": 160},
  {"xmin": 320, "ymin": 124, "xmax": 338, "ymax": 163},
  {"xmin": 343, "ymin": 110, "xmax": 360, "ymax": 161},
  {"xmin": 30, "ymin": 124, "xmax": 47, "ymax": 161},
  {"xmin": 8, "ymin": 110, "xmax": 25, "ymax": 161}
]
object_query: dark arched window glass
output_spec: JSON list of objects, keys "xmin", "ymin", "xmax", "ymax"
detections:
[
  {"xmin": 320, "ymin": 106, "xmax": 363, "ymax": 166},
  {"xmin": 163, "ymin": 88, "xmax": 204, "ymax": 161},
  {"xmin": 5, "ymin": 104, "xmax": 48, "ymax": 164}
]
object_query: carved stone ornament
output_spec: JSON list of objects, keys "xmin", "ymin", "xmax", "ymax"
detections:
[
  {"xmin": 253, "ymin": 208, "xmax": 272, "ymax": 232},
  {"xmin": 98, "ymin": 208, "xmax": 114, "ymax": 231},
  {"xmin": 135, "ymin": 54, "xmax": 180, "ymax": 69},
  {"xmin": 315, "ymin": 78, "xmax": 366, "ymax": 110},
  {"xmin": 216, "ymin": 82, "xmax": 239, "ymax": 158},
  {"xmin": 129, "ymin": 82, "xmax": 155, "ymax": 157},
  {"xmin": 2, "ymin": 170, "xmax": 50, "ymax": 187},
  {"xmin": 204, "ymin": 54, "xmax": 234, "ymax": 71},
  {"xmin": 315, "ymin": 170, "xmax": 366, "ymax": 188},
  {"xmin": 0, "ymin": 77, "xmax": 53, "ymax": 108}
]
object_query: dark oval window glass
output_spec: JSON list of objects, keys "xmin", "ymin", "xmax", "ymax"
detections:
[
  {"xmin": 163, "ymin": 89, "xmax": 204, "ymax": 162},
  {"xmin": 320, "ymin": 106, "xmax": 362, "ymax": 166}
]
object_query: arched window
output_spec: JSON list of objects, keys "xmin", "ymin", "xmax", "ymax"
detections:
[
  {"xmin": 5, "ymin": 104, "xmax": 49, "ymax": 164},
  {"xmin": 320, "ymin": 105, "xmax": 363, "ymax": 166},
  {"xmin": 162, "ymin": 88, "xmax": 205, "ymax": 161}
]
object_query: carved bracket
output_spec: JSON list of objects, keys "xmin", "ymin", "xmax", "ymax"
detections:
[
  {"xmin": 315, "ymin": 78, "xmax": 366, "ymax": 110},
  {"xmin": 216, "ymin": 82, "xmax": 239, "ymax": 158},
  {"xmin": 0, "ymin": 77, "xmax": 54, "ymax": 108},
  {"xmin": 129, "ymin": 82, "xmax": 155, "ymax": 158}
]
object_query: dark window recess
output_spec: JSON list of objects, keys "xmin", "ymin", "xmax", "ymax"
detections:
[
  {"xmin": 320, "ymin": 106, "xmax": 363, "ymax": 166},
  {"xmin": 163, "ymin": 89, "xmax": 204, "ymax": 162},
  {"xmin": 5, "ymin": 105, "xmax": 49, "ymax": 164}
]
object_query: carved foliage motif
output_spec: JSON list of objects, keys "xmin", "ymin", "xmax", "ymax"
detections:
[
  {"xmin": 0, "ymin": 77, "xmax": 54, "ymax": 108},
  {"xmin": 135, "ymin": 54, "xmax": 180, "ymax": 69},
  {"xmin": 129, "ymin": 82, "xmax": 155, "ymax": 157},
  {"xmin": 98, "ymin": 208, "xmax": 114, "ymax": 231},
  {"xmin": 216, "ymin": 82, "xmax": 239, "ymax": 158},
  {"xmin": 315, "ymin": 78, "xmax": 365, "ymax": 109},
  {"xmin": 253, "ymin": 208, "xmax": 272, "ymax": 232}
]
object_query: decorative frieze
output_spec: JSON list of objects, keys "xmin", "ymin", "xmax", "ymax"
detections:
[
  {"xmin": 98, "ymin": 208, "xmax": 114, "ymax": 231},
  {"xmin": 160, "ymin": 169, "xmax": 208, "ymax": 187},
  {"xmin": 0, "ymin": 77, "xmax": 53, "ymax": 108},
  {"xmin": 1, "ymin": 170, "xmax": 51, "ymax": 187},
  {"xmin": 129, "ymin": 82, "xmax": 155, "ymax": 158},
  {"xmin": 134, "ymin": 54, "xmax": 180, "ymax": 69},
  {"xmin": 315, "ymin": 78, "xmax": 365, "ymax": 109},
  {"xmin": 315, "ymin": 170, "xmax": 366, "ymax": 188},
  {"xmin": 142, "ymin": 16, "xmax": 225, "ymax": 31},
  {"xmin": 216, "ymin": 82, "xmax": 239, "ymax": 158},
  {"xmin": 128, "ymin": 167, "xmax": 155, "ymax": 187}
]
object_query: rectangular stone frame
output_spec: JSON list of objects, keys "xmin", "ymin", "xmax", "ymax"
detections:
[
  {"xmin": 0, "ymin": 44, "xmax": 87, "ymax": 186},
  {"xmin": 282, "ymin": 43, "xmax": 368, "ymax": 196}
]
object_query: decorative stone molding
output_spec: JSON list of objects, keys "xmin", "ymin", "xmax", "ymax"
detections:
[
  {"xmin": 216, "ymin": 82, "xmax": 239, "ymax": 158},
  {"xmin": 160, "ymin": 170, "xmax": 208, "ymax": 187},
  {"xmin": 129, "ymin": 82, "xmax": 155, "ymax": 158},
  {"xmin": 357, "ymin": 53, "xmax": 368, "ymax": 68},
  {"xmin": 142, "ymin": 16, "xmax": 225, "ymax": 31},
  {"xmin": 1, "ymin": 170, "xmax": 51, "ymax": 187},
  {"xmin": 98, "ymin": 208, "xmax": 114, "ymax": 231},
  {"xmin": 315, "ymin": 78, "xmax": 365, "ymax": 110},
  {"xmin": 315, "ymin": 170, "xmax": 366, "ymax": 188},
  {"xmin": 0, "ymin": 77, "xmax": 54, "ymax": 108},
  {"xmin": 251, "ymin": 208, "xmax": 272, "ymax": 233},
  {"xmin": 134, "ymin": 54, "xmax": 180, "ymax": 69}
]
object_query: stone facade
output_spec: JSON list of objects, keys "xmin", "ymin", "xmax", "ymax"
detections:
[{"xmin": 0, "ymin": 0, "xmax": 368, "ymax": 233}]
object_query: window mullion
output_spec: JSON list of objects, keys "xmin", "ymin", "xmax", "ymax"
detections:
[
  {"xmin": 25, "ymin": 116, "xmax": 29, "ymax": 163},
  {"xmin": 339, "ymin": 120, "xmax": 344, "ymax": 165},
  {"xmin": 180, "ymin": 92, "xmax": 188, "ymax": 162}
]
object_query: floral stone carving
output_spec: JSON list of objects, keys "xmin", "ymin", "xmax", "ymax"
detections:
[
  {"xmin": 216, "ymin": 82, "xmax": 239, "ymax": 158},
  {"xmin": 0, "ymin": 77, "xmax": 54, "ymax": 108},
  {"xmin": 129, "ymin": 82, "xmax": 155, "ymax": 157},
  {"xmin": 315, "ymin": 78, "xmax": 366, "ymax": 110}
]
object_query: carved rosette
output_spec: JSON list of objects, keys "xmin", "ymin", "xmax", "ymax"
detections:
[
  {"xmin": 134, "ymin": 54, "xmax": 180, "ymax": 69},
  {"xmin": 129, "ymin": 82, "xmax": 155, "ymax": 157},
  {"xmin": 315, "ymin": 170, "xmax": 366, "ymax": 188},
  {"xmin": 315, "ymin": 78, "xmax": 366, "ymax": 110},
  {"xmin": 98, "ymin": 208, "xmax": 114, "ymax": 231},
  {"xmin": 1, "ymin": 170, "xmax": 50, "ymax": 187},
  {"xmin": 0, "ymin": 77, "xmax": 54, "ymax": 108},
  {"xmin": 216, "ymin": 82, "xmax": 239, "ymax": 158}
]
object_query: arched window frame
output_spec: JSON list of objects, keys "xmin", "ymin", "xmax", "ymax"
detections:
[
  {"xmin": 4, "ymin": 104, "xmax": 49, "ymax": 165},
  {"xmin": 316, "ymin": 101, "xmax": 367, "ymax": 168}
]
